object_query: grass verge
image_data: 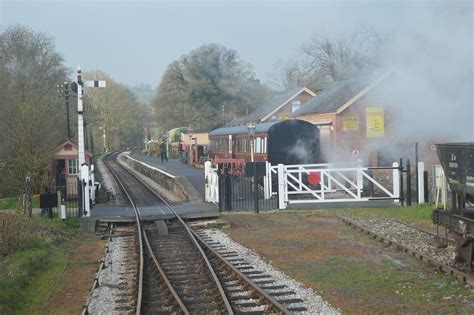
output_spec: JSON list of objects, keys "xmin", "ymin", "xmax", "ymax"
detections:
[
  {"xmin": 0, "ymin": 216, "xmax": 80, "ymax": 313},
  {"xmin": 222, "ymin": 209, "xmax": 474, "ymax": 313},
  {"xmin": 0, "ymin": 195, "xmax": 40, "ymax": 211},
  {"xmin": 326, "ymin": 203, "xmax": 436, "ymax": 230}
]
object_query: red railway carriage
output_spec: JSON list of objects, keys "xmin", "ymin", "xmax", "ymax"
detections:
[{"xmin": 208, "ymin": 119, "xmax": 321, "ymax": 165}]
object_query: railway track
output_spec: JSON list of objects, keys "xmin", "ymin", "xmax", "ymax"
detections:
[
  {"xmin": 338, "ymin": 215, "xmax": 474, "ymax": 287},
  {"xmin": 102, "ymin": 152, "xmax": 291, "ymax": 314}
]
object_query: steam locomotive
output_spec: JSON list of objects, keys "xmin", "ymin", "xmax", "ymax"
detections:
[
  {"xmin": 208, "ymin": 119, "xmax": 321, "ymax": 165},
  {"xmin": 432, "ymin": 143, "xmax": 474, "ymax": 270}
]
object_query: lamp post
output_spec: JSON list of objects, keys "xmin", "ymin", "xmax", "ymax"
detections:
[
  {"xmin": 99, "ymin": 125, "xmax": 107, "ymax": 153},
  {"xmin": 247, "ymin": 122, "xmax": 259, "ymax": 213},
  {"xmin": 247, "ymin": 122, "xmax": 256, "ymax": 162},
  {"xmin": 144, "ymin": 127, "xmax": 148, "ymax": 151},
  {"xmin": 188, "ymin": 127, "xmax": 193, "ymax": 165}
]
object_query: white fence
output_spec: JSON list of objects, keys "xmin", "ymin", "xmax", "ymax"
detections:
[
  {"xmin": 265, "ymin": 162, "xmax": 401, "ymax": 209},
  {"xmin": 206, "ymin": 160, "xmax": 411, "ymax": 210}
]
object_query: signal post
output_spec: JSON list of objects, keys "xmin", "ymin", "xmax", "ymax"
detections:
[{"xmin": 75, "ymin": 65, "xmax": 106, "ymax": 217}]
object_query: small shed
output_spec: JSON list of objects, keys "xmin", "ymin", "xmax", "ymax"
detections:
[{"xmin": 52, "ymin": 139, "xmax": 93, "ymax": 193}]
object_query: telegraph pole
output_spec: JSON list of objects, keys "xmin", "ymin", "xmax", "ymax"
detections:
[
  {"xmin": 57, "ymin": 80, "xmax": 71, "ymax": 139},
  {"xmin": 75, "ymin": 65, "xmax": 106, "ymax": 217}
]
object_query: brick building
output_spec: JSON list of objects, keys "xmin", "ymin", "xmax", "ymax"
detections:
[
  {"xmin": 293, "ymin": 71, "xmax": 400, "ymax": 165},
  {"xmin": 228, "ymin": 87, "xmax": 316, "ymax": 126}
]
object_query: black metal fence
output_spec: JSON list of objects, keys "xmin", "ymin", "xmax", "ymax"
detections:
[
  {"xmin": 40, "ymin": 178, "xmax": 82, "ymax": 218},
  {"xmin": 218, "ymin": 162, "xmax": 278, "ymax": 212}
]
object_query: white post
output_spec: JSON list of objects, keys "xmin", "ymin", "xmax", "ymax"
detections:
[
  {"xmin": 393, "ymin": 162, "xmax": 400, "ymax": 202},
  {"xmin": 77, "ymin": 66, "xmax": 85, "ymax": 166},
  {"xmin": 76, "ymin": 65, "xmax": 106, "ymax": 217},
  {"xmin": 321, "ymin": 170, "xmax": 325, "ymax": 201},
  {"xmin": 204, "ymin": 161, "xmax": 211, "ymax": 202},
  {"xmin": 264, "ymin": 161, "xmax": 270, "ymax": 199},
  {"xmin": 60, "ymin": 204, "xmax": 66, "ymax": 220},
  {"xmin": 268, "ymin": 162, "xmax": 273, "ymax": 198},
  {"xmin": 418, "ymin": 162, "xmax": 425, "ymax": 204},
  {"xmin": 80, "ymin": 163, "xmax": 90, "ymax": 216},
  {"xmin": 277, "ymin": 163, "xmax": 286, "ymax": 209},
  {"xmin": 250, "ymin": 140, "xmax": 254, "ymax": 162},
  {"xmin": 90, "ymin": 164, "xmax": 95, "ymax": 205},
  {"xmin": 356, "ymin": 160, "xmax": 363, "ymax": 192},
  {"xmin": 103, "ymin": 127, "xmax": 107, "ymax": 153},
  {"xmin": 77, "ymin": 66, "xmax": 90, "ymax": 217}
]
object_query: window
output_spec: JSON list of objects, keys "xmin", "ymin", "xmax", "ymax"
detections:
[
  {"xmin": 291, "ymin": 100, "xmax": 301, "ymax": 112},
  {"xmin": 256, "ymin": 137, "xmax": 261, "ymax": 153},
  {"xmin": 68, "ymin": 159, "xmax": 79, "ymax": 175}
]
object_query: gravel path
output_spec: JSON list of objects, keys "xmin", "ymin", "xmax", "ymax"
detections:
[
  {"xmin": 340, "ymin": 216, "xmax": 459, "ymax": 268},
  {"xmin": 88, "ymin": 228, "xmax": 138, "ymax": 314},
  {"xmin": 200, "ymin": 228, "xmax": 340, "ymax": 314}
]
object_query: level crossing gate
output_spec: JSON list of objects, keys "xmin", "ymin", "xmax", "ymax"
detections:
[
  {"xmin": 205, "ymin": 161, "xmax": 401, "ymax": 210},
  {"xmin": 265, "ymin": 162, "xmax": 400, "ymax": 209}
]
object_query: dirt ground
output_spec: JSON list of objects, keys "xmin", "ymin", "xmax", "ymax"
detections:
[
  {"xmin": 222, "ymin": 211, "xmax": 474, "ymax": 314},
  {"xmin": 42, "ymin": 237, "xmax": 106, "ymax": 314}
]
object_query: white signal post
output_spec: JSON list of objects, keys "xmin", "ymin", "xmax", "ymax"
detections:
[{"xmin": 76, "ymin": 65, "xmax": 106, "ymax": 217}]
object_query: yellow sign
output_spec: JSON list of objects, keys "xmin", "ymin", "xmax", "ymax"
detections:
[
  {"xmin": 366, "ymin": 107, "xmax": 384, "ymax": 138},
  {"xmin": 342, "ymin": 116, "xmax": 359, "ymax": 131}
]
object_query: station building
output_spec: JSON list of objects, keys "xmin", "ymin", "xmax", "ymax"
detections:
[{"xmin": 227, "ymin": 87, "xmax": 316, "ymax": 126}]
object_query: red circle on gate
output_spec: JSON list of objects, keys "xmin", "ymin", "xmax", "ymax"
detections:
[{"xmin": 308, "ymin": 172, "xmax": 321, "ymax": 185}]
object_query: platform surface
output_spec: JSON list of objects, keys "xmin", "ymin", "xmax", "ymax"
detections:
[{"xmin": 132, "ymin": 154, "xmax": 205, "ymax": 199}]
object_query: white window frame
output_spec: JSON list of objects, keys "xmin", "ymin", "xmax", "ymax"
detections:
[
  {"xmin": 68, "ymin": 159, "xmax": 79, "ymax": 175},
  {"xmin": 256, "ymin": 137, "xmax": 261, "ymax": 153}
]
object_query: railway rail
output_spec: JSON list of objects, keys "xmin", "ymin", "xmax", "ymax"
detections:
[
  {"xmin": 102, "ymin": 152, "xmax": 291, "ymax": 314},
  {"xmin": 338, "ymin": 215, "xmax": 474, "ymax": 287}
]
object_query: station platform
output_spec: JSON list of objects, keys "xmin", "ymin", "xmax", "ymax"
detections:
[
  {"xmin": 131, "ymin": 154, "xmax": 206, "ymax": 200},
  {"xmin": 90, "ymin": 154, "xmax": 219, "ymax": 223}
]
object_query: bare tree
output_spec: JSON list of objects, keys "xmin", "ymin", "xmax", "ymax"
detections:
[
  {"xmin": 0, "ymin": 25, "xmax": 67, "ymax": 196},
  {"xmin": 84, "ymin": 70, "xmax": 149, "ymax": 152},
  {"xmin": 273, "ymin": 25, "xmax": 387, "ymax": 91}
]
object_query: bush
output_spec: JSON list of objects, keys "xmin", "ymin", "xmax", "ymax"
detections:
[
  {"xmin": 0, "ymin": 214, "xmax": 79, "ymax": 312},
  {"xmin": 0, "ymin": 213, "xmax": 40, "ymax": 257}
]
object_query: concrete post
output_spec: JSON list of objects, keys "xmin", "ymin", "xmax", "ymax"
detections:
[
  {"xmin": 90, "ymin": 164, "xmax": 95, "ymax": 205},
  {"xmin": 204, "ymin": 161, "xmax": 211, "ymax": 202},
  {"xmin": 418, "ymin": 162, "xmax": 425, "ymax": 204},
  {"xmin": 356, "ymin": 160, "xmax": 363, "ymax": 196},
  {"xmin": 264, "ymin": 161, "xmax": 271, "ymax": 199},
  {"xmin": 277, "ymin": 163, "xmax": 286, "ymax": 209},
  {"xmin": 393, "ymin": 162, "xmax": 400, "ymax": 202}
]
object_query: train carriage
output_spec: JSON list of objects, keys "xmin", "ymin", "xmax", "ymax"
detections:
[{"xmin": 208, "ymin": 119, "xmax": 321, "ymax": 165}]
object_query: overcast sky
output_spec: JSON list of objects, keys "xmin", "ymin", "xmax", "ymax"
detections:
[{"xmin": 0, "ymin": 0, "xmax": 471, "ymax": 89}]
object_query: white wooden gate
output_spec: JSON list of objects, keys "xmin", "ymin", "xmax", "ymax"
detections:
[
  {"xmin": 263, "ymin": 162, "xmax": 400, "ymax": 209},
  {"xmin": 204, "ymin": 161, "xmax": 219, "ymax": 204},
  {"xmin": 206, "ymin": 161, "xmax": 403, "ymax": 209}
]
